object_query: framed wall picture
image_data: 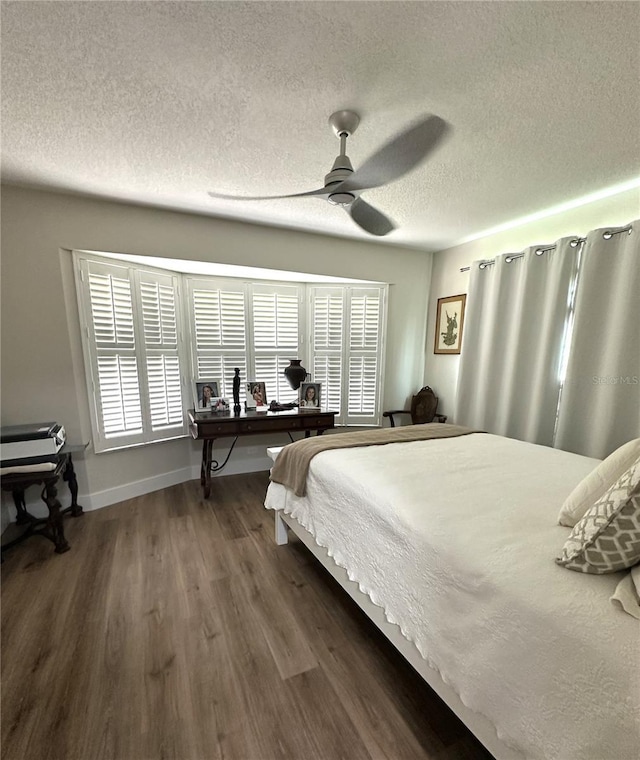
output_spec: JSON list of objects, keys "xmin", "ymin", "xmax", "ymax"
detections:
[
  {"xmin": 299, "ymin": 382, "xmax": 321, "ymax": 409},
  {"xmin": 194, "ymin": 379, "xmax": 221, "ymax": 410},
  {"xmin": 434, "ymin": 294, "xmax": 466, "ymax": 354},
  {"xmin": 245, "ymin": 381, "xmax": 267, "ymax": 409}
]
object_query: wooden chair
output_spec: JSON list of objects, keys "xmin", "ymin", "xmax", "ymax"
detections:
[{"xmin": 383, "ymin": 386, "xmax": 447, "ymax": 427}]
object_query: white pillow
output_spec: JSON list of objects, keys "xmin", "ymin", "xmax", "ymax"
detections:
[
  {"xmin": 558, "ymin": 438, "xmax": 640, "ymax": 527},
  {"xmin": 556, "ymin": 457, "xmax": 640, "ymax": 573}
]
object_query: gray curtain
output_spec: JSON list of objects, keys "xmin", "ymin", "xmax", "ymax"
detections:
[
  {"xmin": 555, "ymin": 222, "xmax": 640, "ymax": 458},
  {"xmin": 455, "ymin": 238, "xmax": 579, "ymax": 446}
]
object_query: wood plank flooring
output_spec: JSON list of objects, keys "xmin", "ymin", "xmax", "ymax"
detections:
[{"xmin": 1, "ymin": 472, "xmax": 494, "ymax": 760}]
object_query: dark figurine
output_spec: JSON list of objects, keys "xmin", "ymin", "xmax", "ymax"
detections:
[{"xmin": 233, "ymin": 367, "xmax": 241, "ymax": 414}]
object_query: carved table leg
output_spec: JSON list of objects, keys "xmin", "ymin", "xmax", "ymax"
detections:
[
  {"xmin": 12, "ymin": 489, "xmax": 31, "ymax": 525},
  {"xmin": 42, "ymin": 481, "xmax": 70, "ymax": 554},
  {"xmin": 62, "ymin": 454, "xmax": 84, "ymax": 517}
]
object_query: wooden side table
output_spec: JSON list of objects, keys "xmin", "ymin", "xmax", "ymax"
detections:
[
  {"xmin": 189, "ymin": 408, "xmax": 336, "ymax": 499},
  {"xmin": 1, "ymin": 444, "xmax": 86, "ymax": 555}
]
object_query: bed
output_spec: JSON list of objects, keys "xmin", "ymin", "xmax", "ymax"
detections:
[{"xmin": 264, "ymin": 430, "xmax": 640, "ymax": 760}]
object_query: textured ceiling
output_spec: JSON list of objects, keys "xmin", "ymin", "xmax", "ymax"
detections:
[{"xmin": 2, "ymin": 1, "xmax": 639, "ymax": 251}]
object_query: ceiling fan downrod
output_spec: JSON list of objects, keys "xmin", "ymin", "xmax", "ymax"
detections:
[{"xmin": 325, "ymin": 110, "xmax": 360, "ymax": 205}]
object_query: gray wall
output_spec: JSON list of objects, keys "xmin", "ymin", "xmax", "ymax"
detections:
[{"xmin": 1, "ymin": 186, "xmax": 433, "ymax": 511}]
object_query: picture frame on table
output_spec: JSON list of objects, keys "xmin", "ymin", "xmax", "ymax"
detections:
[
  {"xmin": 245, "ymin": 381, "xmax": 267, "ymax": 410},
  {"xmin": 434, "ymin": 294, "xmax": 466, "ymax": 354},
  {"xmin": 194, "ymin": 379, "xmax": 221, "ymax": 411},
  {"xmin": 299, "ymin": 382, "xmax": 321, "ymax": 409}
]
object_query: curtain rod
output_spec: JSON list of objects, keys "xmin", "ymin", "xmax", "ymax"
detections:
[
  {"xmin": 456, "ymin": 230, "xmax": 626, "ymax": 272},
  {"xmin": 459, "ymin": 224, "xmax": 633, "ymax": 272}
]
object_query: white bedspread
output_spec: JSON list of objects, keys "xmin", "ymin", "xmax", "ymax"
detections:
[{"xmin": 265, "ymin": 433, "xmax": 640, "ymax": 760}]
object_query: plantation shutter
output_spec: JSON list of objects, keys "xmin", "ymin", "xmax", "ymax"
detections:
[
  {"xmin": 83, "ymin": 259, "xmax": 144, "ymax": 448},
  {"xmin": 252, "ymin": 284, "xmax": 301, "ymax": 405},
  {"xmin": 77, "ymin": 253, "xmax": 388, "ymax": 453},
  {"xmin": 346, "ymin": 288, "xmax": 383, "ymax": 424},
  {"xmin": 78, "ymin": 257, "xmax": 187, "ymax": 451},
  {"xmin": 310, "ymin": 287, "xmax": 344, "ymax": 417},
  {"xmin": 310, "ymin": 285, "xmax": 386, "ymax": 425},
  {"xmin": 137, "ymin": 271, "xmax": 186, "ymax": 437},
  {"xmin": 188, "ymin": 278, "xmax": 248, "ymax": 397}
]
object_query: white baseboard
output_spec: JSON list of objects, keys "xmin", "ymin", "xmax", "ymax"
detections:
[
  {"xmin": 0, "ymin": 456, "xmax": 274, "ymax": 527},
  {"xmin": 81, "ymin": 465, "xmax": 195, "ymax": 511},
  {"xmin": 82, "ymin": 455, "xmax": 272, "ymax": 511}
]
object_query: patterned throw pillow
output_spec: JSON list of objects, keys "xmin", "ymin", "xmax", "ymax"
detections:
[{"xmin": 556, "ymin": 457, "xmax": 640, "ymax": 574}]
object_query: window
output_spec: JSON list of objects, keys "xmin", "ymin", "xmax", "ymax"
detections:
[
  {"xmin": 75, "ymin": 254, "xmax": 188, "ymax": 452},
  {"xmin": 251, "ymin": 284, "xmax": 302, "ymax": 406},
  {"xmin": 310, "ymin": 286, "xmax": 386, "ymax": 425},
  {"xmin": 74, "ymin": 252, "xmax": 387, "ymax": 451},
  {"xmin": 185, "ymin": 279, "xmax": 303, "ymax": 406},
  {"xmin": 186, "ymin": 277, "xmax": 249, "ymax": 397}
]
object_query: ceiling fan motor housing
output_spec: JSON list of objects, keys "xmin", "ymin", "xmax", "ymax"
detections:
[
  {"xmin": 324, "ymin": 152, "xmax": 354, "ymax": 201},
  {"xmin": 327, "ymin": 192, "xmax": 355, "ymax": 207}
]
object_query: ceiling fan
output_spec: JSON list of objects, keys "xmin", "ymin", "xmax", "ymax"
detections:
[{"xmin": 208, "ymin": 111, "xmax": 450, "ymax": 236}]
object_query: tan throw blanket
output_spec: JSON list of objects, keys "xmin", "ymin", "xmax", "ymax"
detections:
[{"xmin": 270, "ymin": 423, "xmax": 478, "ymax": 497}]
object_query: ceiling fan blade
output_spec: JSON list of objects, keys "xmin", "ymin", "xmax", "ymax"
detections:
[
  {"xmin": 208, "ymin": 186, "xmax": 332, "ymax": 201},
  {"xmin": 346, "ymin": 197, "xmax": 395, "ymax": 236},
  {"xmin": 339, "ymin": 114, "xmax": 450, "ymax": 193}
]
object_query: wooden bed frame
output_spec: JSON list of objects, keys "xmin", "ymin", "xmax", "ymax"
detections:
[{"xmin": 274, "ymin": 510, "xmax": 524, "ymax": 760}]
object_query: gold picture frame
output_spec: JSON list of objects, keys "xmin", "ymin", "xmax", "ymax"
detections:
[{"xmin": 434, "ymin": 294, "xmax": 466, "ymax": 354}]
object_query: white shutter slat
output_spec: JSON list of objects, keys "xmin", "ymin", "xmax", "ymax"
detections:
[
  {"xmin": 146, "ymin": 355, "xmax": 183, "ymax": 429},
  {"xmin": 349, "ymin": 293, "xmax": 381, "ymax": 351},
  {"xmin": 140, "ymin": 281, "xmax": 178, "ymax": 347},
  {"xmin": 312, "ymin": 293, "xmax": 343, "ymax": 350},
  {"xmin": 313, "ymin": 355, "xmax": 342, "ymax": 413},
  {"xmin": 197, "ymin": 355, "xmax": 248, "ymax": 398},
  {"xmin": 193, "ymin": 288, "xmax": 246, "ymax": 349},
  {"xmin": 88, "ymin": 264, "xmax": 144, "ymax": 439},
  {"xmin": 346, "ymin": 289, "xmax": 382, "ymax": 422},
  {"xmin": 79, "ymin": 257, "xmax": 189, "ymax": 449},
  {"xmin": 88, "ymin": 272, "xmax": 135, "ymax": 347},
  {"xmin": 309, "ymin": 285, "xmax": 385, "ymax": 425},
  {"xmin": 139, "ymin": 275, "xmax": 184, "ymax": 430},
  {"xmin": 252, "ymin": 287, "xmax": 301, "ymax": 404},
  {"xmin": 254, "ymin": 355, "xmax": 299, "ymax": 404},
  {"xmin": 347, "ymin": 356, "xmax": 378, "ymax": 417},
  {"xmin": 253, "ymin": 291, "xmax": 299, "ymax": 349},
  {"xmin": 96, "ymin": 355, "xmax": 143, "ymax": 436}
]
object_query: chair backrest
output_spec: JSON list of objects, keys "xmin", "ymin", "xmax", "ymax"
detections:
[{"xmin": 410, "ymin": 386, "xmax": 439, "ymax": 424}]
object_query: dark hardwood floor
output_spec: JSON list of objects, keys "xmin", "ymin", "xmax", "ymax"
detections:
[{"xmin": 1, "ymin": 472, "xmax": 493, "ymax": 760}]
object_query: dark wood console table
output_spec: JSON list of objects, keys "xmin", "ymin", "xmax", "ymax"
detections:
[
  {"xmin": 189, "ymin": 408, "xmax": 336, "ymax": 499},
  {"xmin": 0, "ymin": 444, "xmax": 85, "ymax": 555}
]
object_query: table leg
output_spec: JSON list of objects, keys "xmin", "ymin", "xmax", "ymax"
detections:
[
  {"xmin": 62, "ymin": 454, "xmax": 84, "ymax": 517},
  {"xmin": 202, "ymin": 439, "xmax": 213, "ymax": 499},
  {"xmin": 12, "ymin": 489, "xmax": 31, "ymax": 525},
  {"xmin": 42, "ymin": 481, "xmax": 70, "ymax": 554}
]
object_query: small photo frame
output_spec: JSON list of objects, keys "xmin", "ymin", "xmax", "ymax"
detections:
[
  {"xmin": 246, "ymin": 381, "xmax": 267, "ymax": 409},
  {"xmin": 194, "ymin": 379, "xmax": 221, "ymax": 410},
  {"xmin": 299, "ymin": 382, "xmax": 321, "ymax": 409},
  {"xmin": 434, "ymin": 294, "xmax": 466, "ymax": 354}
]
